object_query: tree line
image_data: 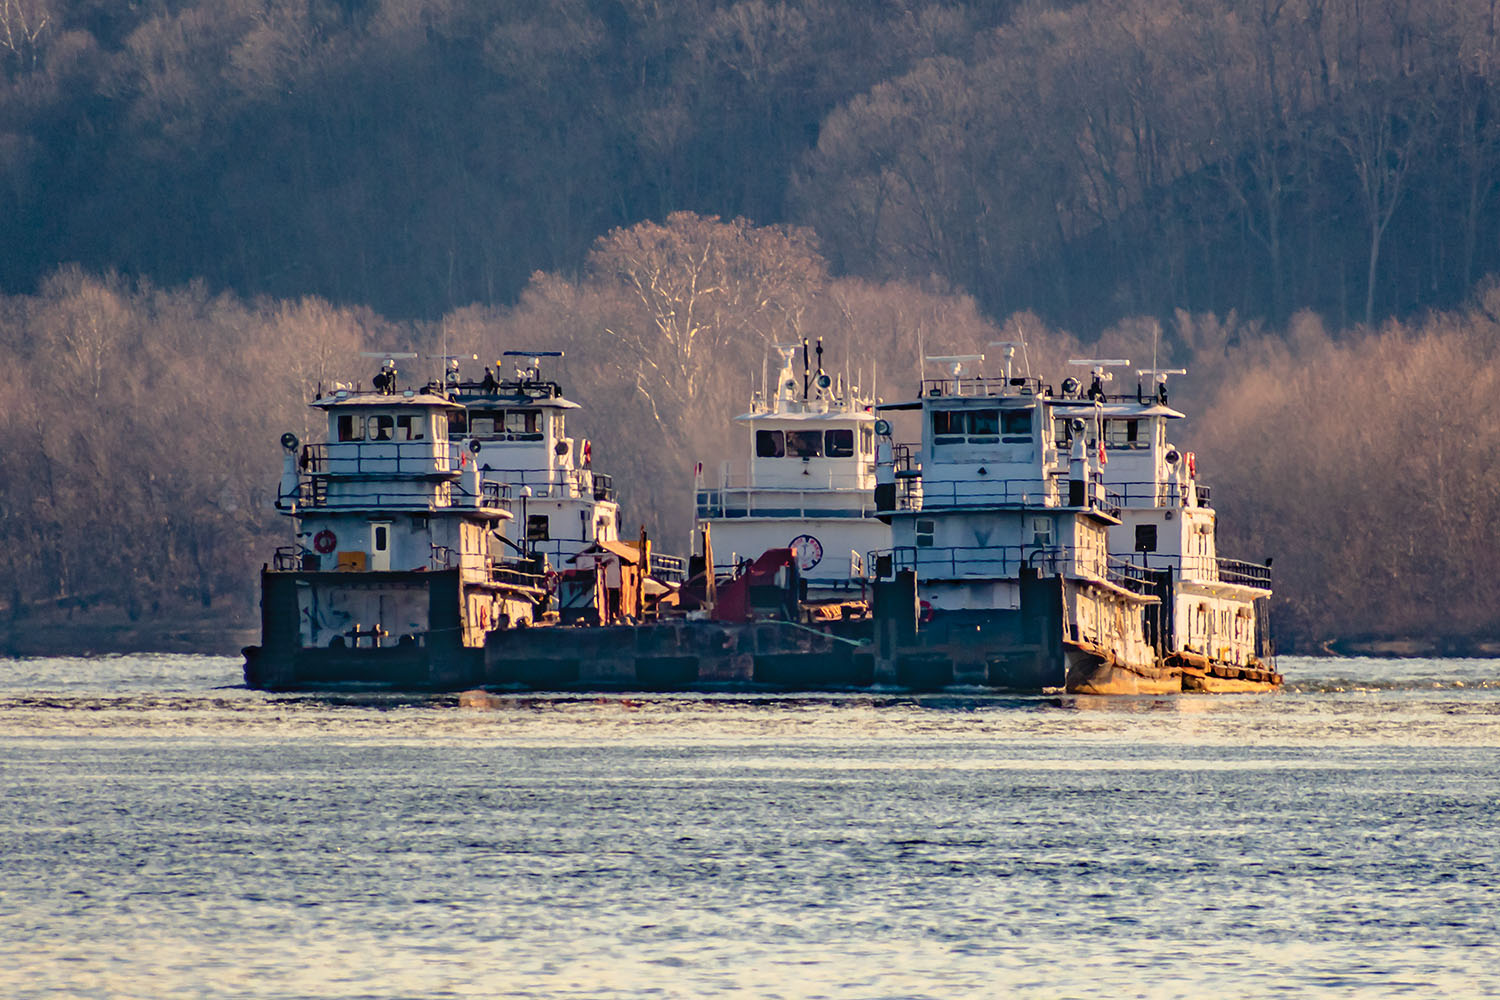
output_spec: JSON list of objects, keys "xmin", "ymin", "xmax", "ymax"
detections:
[
  {"xmin": 5, "ymin": 0, "xmax": 1500, "ymax": 334},
  {"xmin": 5, "ymin": 215, "xmax": 1499, "ymax": 650}
]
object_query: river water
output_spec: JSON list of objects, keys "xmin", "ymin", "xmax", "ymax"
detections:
[{"xmin": 1, "ymin": 655, "xmax": 1497, "ymax": 999}]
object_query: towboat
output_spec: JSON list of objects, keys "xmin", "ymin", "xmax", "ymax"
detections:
[
  {"xmin": 866, "ymin": 347, "xmax": 1167, "ymax": 692},
  {"xmin": 695, "ymin": 339, "xmax": 891, "ymax": 610},
  {"xmin": 243, "ymin": 353, "xmax": 665, "ymax": 690},
  {"xmin": 1054, "ymin": 363, "xmax": 1280, "ymax": 691}
]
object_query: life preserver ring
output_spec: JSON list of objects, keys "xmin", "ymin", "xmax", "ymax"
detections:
[
  {"xmin": 919, "ymin": 599, "xmax": 934, "ymax": 624},
  {"xmin": 582, "ymin": 439, "xmax": 592, "ymax": 467},
  {"xmin": 478, "ymin": 604, "xmax": 490, "ymax": 629},
  {"xmin": 460, "ymin": 451, "xmax": 470, "ymax": 468},
  {"xmin": 1187, "ymin": 452, "xmax": 1197, "ymax": 478},
  {"xmin": 313, "ymin": 529, "xmax": 337, "ymax": 554}
]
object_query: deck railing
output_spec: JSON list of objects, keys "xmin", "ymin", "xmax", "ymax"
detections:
[{"xmin": 869, "ymin": 544, "xmax": 1151, "ymax": 594}]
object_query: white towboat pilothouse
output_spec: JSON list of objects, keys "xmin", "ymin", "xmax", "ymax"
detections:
[
  {"xmin": 1053, "ymin": 363, "xmax": 1279, "ymax": 691},
  {"xmin": 695, "ymin": 339, "xmax": 890, "ymax": 607},
  {"xmin": 244, "ymin": 355, "xmax": 553, "ymax": 690},
  {"xmin": 867, "ymin": 347, "xmax": 1170, "ymax": 693},
  {"xmin": 449, "ymin": 351, "xmax": 624, "ymax": 570}
]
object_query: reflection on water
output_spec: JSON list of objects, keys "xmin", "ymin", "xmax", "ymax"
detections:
[{"xmin": 1, "ymin": 654, "xmax": 1498, "ymax": 999}]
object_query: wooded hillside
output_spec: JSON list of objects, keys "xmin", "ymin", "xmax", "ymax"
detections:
[
  {"xmin": 3, "ymin": 0, "xmax": 1499, "ymax": 652},
  {"xmin": 5, "ymin": 0, "xmax": 1500, "ymax": 330}
]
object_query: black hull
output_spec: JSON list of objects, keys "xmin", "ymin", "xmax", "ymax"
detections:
[{"xmin": 245, "ymin": 569, "xmax": 1111, "ymax": 693}]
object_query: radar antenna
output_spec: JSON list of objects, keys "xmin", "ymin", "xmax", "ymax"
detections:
[
  {"xmin": 926, "ymin": 354, "xmax": 985, "ymax": 395},
  {"xmin": 1067, "ymin": 358, "xmax": 1131, "ymax": 403}
]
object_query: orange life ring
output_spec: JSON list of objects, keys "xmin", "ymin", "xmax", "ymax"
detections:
[
  {"xmin": 478, "ymin": 604, "xmax": 490, "ymax": 628},
  {"xmin": 919, "ymin": 599, "xmax": 934, "ymax": 624},
  {"xmin": 313, "ymin": 529, "xmax": 337, "ymax": 554},
  {"xmin": 1187, "ymin": 452, "xmax": 1197, "ymax": 478}
]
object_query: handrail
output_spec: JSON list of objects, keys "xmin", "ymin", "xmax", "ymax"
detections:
[
  {"xmin": 302, "ymin": 440, "xmax": 460, "ymax": 476},
  {"xmin": 868, "ymin": 543, "xmax": 1149, "ymax": 593},
  {"xmin": 696, "ymin": 487, "xmax": 880, "ymax": 519},
  {"xmin": 1130, "ymin": 553, "xmax": 1272, "ymax": 588},
  {"xmin": 919, "ymin": 375, "xmax": 1048, "ymax": 398},
  {"xmin": 709, "ymin": 460, "xmax": 877, "ymax": 492},
  {"xmin": 474, "ymin": 466, "xmax": 613, "ymax": 501}
]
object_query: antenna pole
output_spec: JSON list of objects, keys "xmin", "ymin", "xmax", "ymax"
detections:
[{"xmin": 802, "ymin": 338, "xmax": 810, "ymax": 399}]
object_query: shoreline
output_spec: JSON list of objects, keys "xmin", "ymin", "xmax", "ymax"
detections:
[{"xmin": 3, "ymin": 611, "xmax": 1499, "ymax": 662}]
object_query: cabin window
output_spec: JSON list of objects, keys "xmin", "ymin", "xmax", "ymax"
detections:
[
  {"xmin": 1001, "ymin": 409, "xmax": 1031, "ymax": 442},
  {"xmin": 1054, "ymin": 417, "xmax": 1071, "ymax": 448},
  {"xmin": 1106, "ymin": 419, "xmax": 1143, "ymax": 449},
  {"xmin": 506, "ymin": 409, "xmax": 541, "ymax": 434},
  {"xmin": 786, "ymin": 430, "xmax": 823, "ymax": 458},
  {"xmin": 337, "ymin": 414, "xmax": 364, "ymax": 441},
  {"xmin": 756, "ymin": 429, "xmax": 785, "ymax": 457},
  {"xmin": 370, "ymin": 415, "xmax": 395, "ymax": 441},
  {"xmin": 396, "ymin": 415, "xmax": 425, "ymax": 441},
  {"xmin": 448, "ymin": 410, "xmax": 466, "ymax": 434},
  {"xmin": 934, "ymin": 409, "xmax": 1010, "ymax": 445},
  {"xmin": 526, "ymin": 514, "xmax": 550, "ymax": 541},
  {"xmin": 860, "ymin": 426, "xmax": 873, "ymax": 454},
  {"xmin": 933, "ymin": 410, "xmax": 964, "ymax": 444},
  {"xmin": 373, "ymin": 525, "xmax": 388, "ymax": 550},
  {"xmin": 968, "ymin": 409, "xmax": 1000, "ymax": 440},
  {"xmin": 469, "ymin": 415, "xmax": 496, "ymax": 436},
  {"xmin": 825, "ymin": 429, "xmax": 855, "ymax": 457},
  {"xmin": 916, "ymin": 518, "xmax": 935, "ymax": 548},
  {"xmin": 1032, "ymin": 518, "xmax": 1053, "ymax": 547},
  {"xmin": 1135, "ymin": 524, "xmax": 1157, "ymax": 552}
]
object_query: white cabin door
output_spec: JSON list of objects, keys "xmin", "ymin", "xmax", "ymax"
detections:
[{"xmin": 370, "ymin": 522, "xmax": 392, "ymax": 571}]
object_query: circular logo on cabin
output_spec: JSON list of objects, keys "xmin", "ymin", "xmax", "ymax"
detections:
[{"xmin": 790, "ymin": 534, "xmax": 823, "ymax": 571}]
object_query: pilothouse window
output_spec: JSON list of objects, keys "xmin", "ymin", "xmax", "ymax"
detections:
[
  {"xmin": 756, "ymin": 429, "xmax": 785, "ymax": 457},
  {"xmin": 785, "ymin": 430, "xmax": 823, "ymax": 458},
  {"xmin": 1105, "ymin": 419, "xmax": 1144, "ymax": 449},
  {"xmin": 395, "ymin": 415, "xmax": 425, "ymax": 441},
  {"xmin": 1001, "ymin": 409, "xmax": 1032, "ymax": 442},
  {"xmin": 968, "ymin": 410, "xmax": 999, "ymax": 440},
  {"xmin": 370, "ymin": 415, "xmax": 394, "ymax": 441},
  {"xmin": 337, "ymin": 415, "xmax": 364, "ymax": 442},
  {"xmin": 933, "ymin": 409, "xmax": 1012, "ymax": 445},
  {"xmin": 506, "ymin": 410, "xmax": 541, "ymax": 434},
  {"xmin": 825, "ymin": 429, "xmax": 854, "ymax": 457}
]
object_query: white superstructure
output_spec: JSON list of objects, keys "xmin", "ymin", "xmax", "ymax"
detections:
[
  {"xmin": 273, "ymin": 374, "xmax": 540, "ymax": 653},
  {"xmin": 451, "ymin": 351, "xmax": 623, "ymax": 572},
  {"xmin": 695, "ymin": 340, "xmax": 891, "ymax": 598},
  {"xmin": 870, "ymin": 348, "xmax": 1167, "ymax": 692},
  {"xmin": 1053, "ymin": 365, "xmax": 1275, "ymax": 681}
]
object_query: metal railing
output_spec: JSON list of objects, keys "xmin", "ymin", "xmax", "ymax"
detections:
[
  {"xmin": 710, "ymin": 460, "xmax": 877, "ymax": 492},
  {"xmin": 696, "ymin": 488, "xmax": 880, "ymax": 519},
  {"xmin": 1214, "ymin": 556, "xmax": 1270, "ymax": 587},
  {"xmin": 287, "ymin": 477, "xmax": 511, "ymax": 511},
  {"xmin": 476, "ymin": 466, "xmax": 611, "ymax": 501},
  {"xmin": 1138, "ymin": 553, "xmax": 1272, "ymax": 588},
  {"xmin": 1093, "ymin": 480, "xmax": 1213, "ymax": 509},
  {"xmin": 918, "ymin": 376, "xmax": 1049, "ymax": 398},
  {"xmin": 896, "ymin": 473, "xmax": 1119, "ymax": 518},
  {"xmin": 870, "ymin": 544, "xmax": 1150, "ymax": 593},
  {"xmin": 302, "ymin": 441, "xmax": 459, "ymax": 476},
  {"xmin": 897, "ymin": 477, "xmax": 1057, "ymax": 510},
  {"xmin": 650, "ymin": 553, "xmax": 687, "ymax": 582}
]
